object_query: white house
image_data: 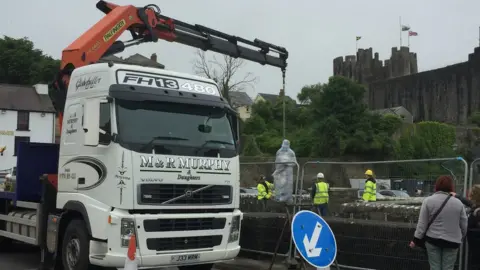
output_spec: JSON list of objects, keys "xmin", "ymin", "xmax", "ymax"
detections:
[{"xmin": 0, "ymin": 84, "xmax": 56, "ymax": 171}]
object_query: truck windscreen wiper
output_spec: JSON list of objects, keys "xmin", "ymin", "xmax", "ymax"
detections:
[
  {"xmin": 140, "ymin": 136, "xmax": 189, "ymax": 152},
  {"xmin": 195, "ymin": 140, "xmax": 235, "ymax": 155}
]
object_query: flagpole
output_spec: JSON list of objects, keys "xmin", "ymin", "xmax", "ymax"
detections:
[
  {"xmin": 356, "ymin": 39, "xmax": 358, "ymax": 53},
  {"xmin": 399, "ymin": 16, "xmax": 402, "ymax": 47}
]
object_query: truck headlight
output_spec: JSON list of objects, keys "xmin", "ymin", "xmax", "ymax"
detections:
[
  {"xmin": 120, "ymin": 218, "xmax": 136, "ymax": 247},
  {"xmin": 228, "ymin": 215, "xmax": 241, "ymax": 243}
]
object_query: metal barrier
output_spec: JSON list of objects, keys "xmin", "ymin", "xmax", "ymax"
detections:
[
  {"xmin": 239, "ymin": 161, "xmax": 300, "ymax": 262},
  {"xmin": 466, "ymin": 158, "xmax": 480, "ymax": 270},
  {"xmin": 294, "ymin": 157, "xmax": 468, "ymax": 270}
]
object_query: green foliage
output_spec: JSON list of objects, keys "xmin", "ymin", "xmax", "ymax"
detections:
[
  {"xmin": 0, "ymin": 36, "xmax": 60, "ymax": 85},
  {"xmin": 297, "ymin": 83, "xmax": 324, "ymax": 104},
  {"xmin": 469, "ymin": 111, "xmax": 480, "ymax": 127},
  {"xmin": 395, "ymin": 121, "xmax": 456, "ymax": 159},
  {"xmin": 243, "ymin": 76, "xmax": 407, "ymax": 158},
  {"xmin": 242, "ymin": 135, "xmax": 263, "ymax": 156}
]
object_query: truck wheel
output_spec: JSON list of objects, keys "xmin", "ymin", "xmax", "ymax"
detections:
[
  {"xmin": 179, "ymin": 263, "xmax": 214, "ymax": 270},
  {"xmin": 0, "ymin": 236, "xmax": 12, "ymax": 251},
  {"xmin": 61, "ymin": 219, "xmax": 90, "ymax": 270}
]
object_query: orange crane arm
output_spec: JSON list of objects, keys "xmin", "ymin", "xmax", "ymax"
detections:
[{"xmin": 51, "ymin": 1, "xmax": 288, "ymax": 134}]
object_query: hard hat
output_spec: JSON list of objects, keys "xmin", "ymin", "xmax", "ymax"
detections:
[
  {"xmin": 5, "ymin": 174, "xmax": 11, "ymax": 179},
  {"xmin": 365, "ymin": 169, "xmax": 373, "ymax": 176},
  {"xmin": 317, "ymin": 173, "xmax": 324, "ymax": 178}
]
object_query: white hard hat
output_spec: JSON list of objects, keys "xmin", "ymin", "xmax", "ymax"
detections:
[
  {"xmin": 317, "ymin": 173, "xmax": 324, "ymax": 178},
  {"xmin": 5, "ymin": 174, "xmax": 11, "ymax": 179}
]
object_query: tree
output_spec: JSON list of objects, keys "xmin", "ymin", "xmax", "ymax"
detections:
[
  {"xmin": 297, "ymin": 83, "xmax": 324, "ymax": 105},
  {"xmin": 0, "ymin": 36, "xmax": 60, "ymax": 85},
  {"xmin": 192, "ymin": 50, "xmax": 257, "ymax": 104}
]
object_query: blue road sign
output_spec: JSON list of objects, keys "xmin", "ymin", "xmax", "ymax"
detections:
[{"xmin": 291, "ymin": 210, "xmax": 337, "ymax": 268}]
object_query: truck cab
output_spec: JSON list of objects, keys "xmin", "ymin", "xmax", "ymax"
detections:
[{"xmin": 58, "ymin": 62, "xmax": 242, "ymax": 269}]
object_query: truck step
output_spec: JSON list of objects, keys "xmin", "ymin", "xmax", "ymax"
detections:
[{"xmin": 0, "ymin": 210, "xmax": 38, "ymax": 245}]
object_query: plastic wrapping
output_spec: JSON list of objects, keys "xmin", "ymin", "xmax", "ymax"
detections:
[{"xmin": 272, "ymin": 139, "xmax": 297, "ymax": 203}]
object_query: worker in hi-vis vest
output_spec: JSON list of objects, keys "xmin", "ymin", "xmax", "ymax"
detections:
[
  {"xmin": 257, "ymin": 175, "xmax": 273, "ymax": 209},
  {"xmin": 311, "ymin": 172, "xmax": 329, "ymax": 216},
  {"xmin": 362, "ymin": 169, "xmax": 377, "ymax": 202}
]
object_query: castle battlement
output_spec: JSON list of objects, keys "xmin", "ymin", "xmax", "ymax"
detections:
[{"xmin": 333, "ymin": 46, "xmax": 418, "ymax": 85}]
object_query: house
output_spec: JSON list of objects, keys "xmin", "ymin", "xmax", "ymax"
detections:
[
  {"xmin": 99, "ymin": 53, "xmax": 165, "ymax": 69},
  {"xmin": 0, "ymin": 84, "xmax": 56, "ymax": 170},
  {"xmin": 229, "ymin": 92, "xmax": 253, "ymax": 121},
  {"xmin": 372, "ymin": 106, "xmax": 413, "ymax": 124},
  {"xmin": 254, "ymin": 92, "xmax": 295, "ymax": 104}
]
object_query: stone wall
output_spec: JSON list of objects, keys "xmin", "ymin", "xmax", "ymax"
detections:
[
  {"xmin": 240, "ymin": 214, "xmax": 433, "ymax": 270},
  {"xmin": 240, "ymin": 188, "xmax": 359, "ymax": 215},
  {"xmin": 334, "ymin": 46, "xmax": 480, "ymax": 125}
]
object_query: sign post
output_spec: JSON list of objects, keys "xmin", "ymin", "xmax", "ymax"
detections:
[{"xmin": 291, "ymin": 210, "xmax": 337, "ymax": 269}]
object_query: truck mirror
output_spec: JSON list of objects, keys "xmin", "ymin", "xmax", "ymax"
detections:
[
  {"xmin": 198, "ymin": 124, "xmax": 212, "ymax": 133},
  {"xmin": 83, "ymin": 99, "xmax": 100, "ymax": 146}
]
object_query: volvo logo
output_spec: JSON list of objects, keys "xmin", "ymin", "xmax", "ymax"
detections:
[{"xmin": 185, "ymin": 189, "xmax": 193, "ymax": 198}]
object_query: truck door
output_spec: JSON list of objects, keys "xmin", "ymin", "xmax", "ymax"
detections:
[{"xmin": 76, "ymin": 99, "xmax": 112, "ymax": 191}]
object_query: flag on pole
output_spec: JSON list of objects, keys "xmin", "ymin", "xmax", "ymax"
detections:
[
  {"xmin": 356, "ymin": 36, "xmax": 362, "ymax": 41},
  {"xmin": 401, "ymin": 25, "xmax": 411, "ymax": 31},
  {"xmin": 408, "ymin": 31, "xmax": 418, "ymax": 36}
]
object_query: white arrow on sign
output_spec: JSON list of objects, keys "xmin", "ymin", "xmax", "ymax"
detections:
[{"xmin": 303, "ymin": 222, "xmax": 323, "ymax": 257}]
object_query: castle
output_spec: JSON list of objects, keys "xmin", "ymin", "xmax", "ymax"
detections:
[{"xmin": 333, "ymin": 46, "xmax": 480, "ymax": 124}]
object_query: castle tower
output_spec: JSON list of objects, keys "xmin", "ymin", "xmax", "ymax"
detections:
[{"xmin": 333, "ymin": 46, "xmax": 418, "ymax": 85}]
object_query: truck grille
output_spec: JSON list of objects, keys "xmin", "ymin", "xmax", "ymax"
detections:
[
  {"xmin": 139, "ymin": 184, "xmax": 232, "ymax": 205},
  {"xmin": 146, "ymin": 235, "xmax": 222, "ymax": 251},
  {"xmin": 143, "ymin": 217, "xmax": 226, "ymax": 232}
]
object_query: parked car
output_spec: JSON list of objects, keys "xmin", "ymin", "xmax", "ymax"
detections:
[
  {"xmin": 240, "ymin": 188, "xmax": 258, "ymax": 195},
  {"xmin": 378, "ymin": 189, "xmax": 410, "ymax": 198},
  {"xmin": 357, "ymin": 190, "xmax": 386, "ymax": 200}
]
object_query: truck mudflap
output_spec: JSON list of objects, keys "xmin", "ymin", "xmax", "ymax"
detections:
[{"xmin": 96, "ymin": 210, "xmax": 242, "ymax": 268}]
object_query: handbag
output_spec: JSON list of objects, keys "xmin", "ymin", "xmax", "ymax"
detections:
[{"xmin": 415, "ymin": 194, "xmax": 453, "ymax": 249}]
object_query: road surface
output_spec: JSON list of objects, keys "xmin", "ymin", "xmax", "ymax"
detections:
[{"xmin": 2, "ymin": 241, "xmax": 218, "ymax": 270}]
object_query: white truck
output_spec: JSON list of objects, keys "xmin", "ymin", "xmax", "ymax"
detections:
[{"xmin": 0, "ymin": 1, "xmax": 288, "ymax": 270}]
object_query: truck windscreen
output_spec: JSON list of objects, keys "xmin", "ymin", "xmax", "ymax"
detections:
[{"xmin": 115, "ymin": 99, "xmax": 237, "ymax": 158}]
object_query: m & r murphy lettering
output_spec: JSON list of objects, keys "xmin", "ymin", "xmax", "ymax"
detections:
[{"xmin": 140, "ymin": 156, "xmax": 230, "ymax": 171}]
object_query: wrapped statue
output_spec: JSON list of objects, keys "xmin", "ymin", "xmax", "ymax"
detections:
[{"xmin": 272, "ymin": 139, "xmax": 297, "ymax": 203}]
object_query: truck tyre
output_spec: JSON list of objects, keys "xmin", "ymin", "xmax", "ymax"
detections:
[
  {"xmin": 61, "ymin": 219, "xmax": 90, "ymax": 270},
  {"xmin": 179, "ymin": 263, "xmax": 214, "ymax": 270},
  {"xmin": 0, "ymin": 236, "xmax": 12, "ymax": 251}
]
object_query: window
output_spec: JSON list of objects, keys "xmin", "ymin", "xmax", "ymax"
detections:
[
  {"xmin": 99, "ymin": 102, "xmax": 111, "ymax": 145},
  {"xmin": 17, "ymin": 111, "xmax": 30, "ymax": 131},
  {"xmin": 14, "ymin": 136, "xmax": 30, "ymax": 156},
  {"xmin": 115, "ymin": 100, "xmax": 237, "ymax": 158}
]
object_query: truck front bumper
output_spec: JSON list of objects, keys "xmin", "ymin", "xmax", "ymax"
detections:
[
  {"xmin": 89, "ymin": 209, "xmax": 242, "ymax": 268},
  {"xmin": 91, "ymin": 245, "xmax": 240, "ymax": 268}
]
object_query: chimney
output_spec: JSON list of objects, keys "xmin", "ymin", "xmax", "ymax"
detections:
[
  {"xmin": 150, "ymin": 53, "xmax": 158, "ymax": 63},
  {"xmin": 33, "ymin": 84, "xmax": 49, "ymax": 95}
]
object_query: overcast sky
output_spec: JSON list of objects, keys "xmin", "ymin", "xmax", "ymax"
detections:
[{"xmin": 1, "ymin": 1, "xmax": 479, "ymax": 100}]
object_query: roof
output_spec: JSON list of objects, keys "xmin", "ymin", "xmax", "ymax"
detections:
[
  {"xmin": 0, "ymin": 84, "xmax": 55, "ymax": 112},
  {"xmin": 257, "ymin": 93, "xmax": 294, "ymax": 103},
  {"xmin": 229, "ymin": 91, "xmax": 253, "ymax": 107},
  {"xmin": 373, "ymin": 106, "xmax": 410, "ymax": 115},
  {"xmin": 99, "ymin": 53, "xmax": 165, "ymax": 69}
]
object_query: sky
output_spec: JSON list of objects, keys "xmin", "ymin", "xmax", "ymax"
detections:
[{"xmin": 1, "ymin": 1, "xmax": 480, "ymax": 101}]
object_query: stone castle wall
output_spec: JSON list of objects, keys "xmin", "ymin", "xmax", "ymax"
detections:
[{"xmin": 334, "ymin": 46, "xmax": 480, "ymax": 124}]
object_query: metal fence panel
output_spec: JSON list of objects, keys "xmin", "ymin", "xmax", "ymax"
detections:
[
  {"xmin": 296, "ymin": 158, "xmax": 468, "ymax": 270},
  {"xmin": 239, "ymin": 161, "xmax": 300, "ymax": 261}
]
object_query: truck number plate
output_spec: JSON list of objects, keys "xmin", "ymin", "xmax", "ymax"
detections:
[{"xmin": 170, "ymin": 253, "xmax": 200, "ymax": 263}]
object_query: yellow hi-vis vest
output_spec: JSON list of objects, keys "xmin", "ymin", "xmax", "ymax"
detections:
[
  {"xmin": 267, "ymin": 181, "xmax": 275, "ymax": 196},
  {"xmin": 257, "ymin": 181, "xmax": 273, "ymax": 200},
  {"xmin": 362, "ymin": 180, "xmax": 377, "ymax": 202},
  {"xmin": 314, "ymin": 182, "xmax": 329, "ymax": 205}
]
